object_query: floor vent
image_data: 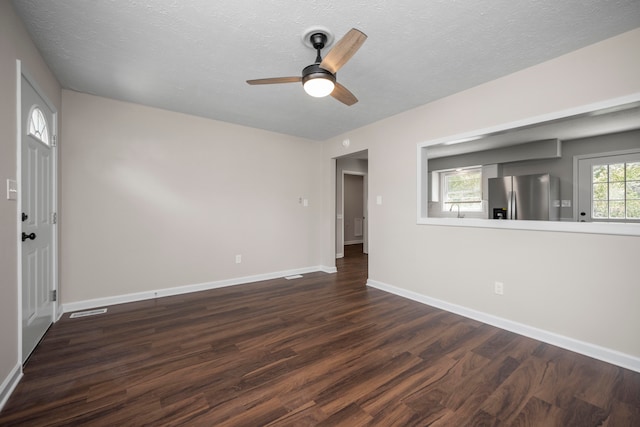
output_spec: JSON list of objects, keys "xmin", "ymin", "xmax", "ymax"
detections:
[
  {"xmin": 285, "ymin": 274, "xmax": 303, "ymax": 280},
  {"xmin": 70, "ymin": 308, "xmax": 108, "ymax": 318}
]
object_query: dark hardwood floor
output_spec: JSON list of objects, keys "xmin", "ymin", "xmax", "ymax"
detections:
[{"xmin": 1, "ymin": 244, "xmax": 639, "ymax": 426}]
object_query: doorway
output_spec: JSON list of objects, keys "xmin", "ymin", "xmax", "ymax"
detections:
[
  {"xmin": 336, "ymin": 152, "xmax": 368, "ymax": 261},
  {"xmin": 342, "ymin": 172, "xmax": 366, "ymax": 250},
  {"xmin": 19, "ymin": 64, "xmax": 58, "ymax": 363}
]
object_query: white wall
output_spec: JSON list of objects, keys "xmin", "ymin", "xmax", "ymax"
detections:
[
  {"xmin": 60, "ymin": 91, "xmax": 323, "ymax": 303},
  {"xmin": 0, "ymin": 1, "xmax": 61, "ymax": 404},
  {"xmin": 321, "ymin": 28, "xmax": 640, "ymax": 362}
]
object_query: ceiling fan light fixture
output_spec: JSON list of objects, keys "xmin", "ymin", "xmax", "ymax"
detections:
[
  {"xmin": 302, "ymin": 64, "xmax": 336, "ymax": 98},
  {"xmin": 303, "ymin": 76, "xmax": 335, "ymax": 97}
]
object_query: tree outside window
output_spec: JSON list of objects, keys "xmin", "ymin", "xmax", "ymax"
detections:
[
  {"xmin": 592, "ymin": 161, "xmax": 640, "ymax": 219},
  {"xmin": 442, "ymin": 168, "xmax": 482, "ymax": 212}
]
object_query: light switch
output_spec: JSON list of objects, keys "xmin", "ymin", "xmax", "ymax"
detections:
[
  {"xmin": 376, "ymin": 195, "xmax": 383, "ymax": 205},
  {"xmin": 6, "ymin": 179, "xmax": 17, "ymax": 200}
]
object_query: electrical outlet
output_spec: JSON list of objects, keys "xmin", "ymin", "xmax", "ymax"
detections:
[
  {"xmin": 235, "ymin": 254, "xmax": 242, "ymax": 264},
  {"xmin": 494, "ymin": 281, "xmax": 504, "ymax": 295}
]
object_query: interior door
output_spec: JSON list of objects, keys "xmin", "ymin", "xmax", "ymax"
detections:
[
  {"xmin": 21, "ymin": 74, "xmax": 55, "ymax": 363},
  {"xmin": 342, "ymin": 172, "xmax": 365, "ymax": 253}
]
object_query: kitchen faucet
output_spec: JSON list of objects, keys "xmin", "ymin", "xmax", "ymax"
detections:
[{"xmin": 449, "ymin": 203, "xmax": 464, "ymax": 218}]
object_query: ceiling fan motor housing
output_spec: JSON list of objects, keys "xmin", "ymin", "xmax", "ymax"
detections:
[{"xmin": 302, "ymin": 63, "xmax": 336, "ymax": 85}]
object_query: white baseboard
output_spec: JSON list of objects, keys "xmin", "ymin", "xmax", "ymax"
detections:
[
  {"xmin": 63, "ymin": 265, "xmax": 331, "ymax": 313},
  {"xmin": 367, "ymin": 279, "xmax": 640, "ymax": 373},
  {"xmin": 336, "ymin": 253, "xmax": 344, "ymax": 259},
  {"xmin": 0, "ymin": 363, "xmax": 22, "ymax": 412},
  {"xmin": 344, "ymin": 240, "xmax": 364, "ymax": 245}
]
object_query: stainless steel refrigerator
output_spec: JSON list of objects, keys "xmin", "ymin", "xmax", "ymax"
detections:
[{"xmin": 488, "ymin": 173, "xmax": 560, "ymax": 220}]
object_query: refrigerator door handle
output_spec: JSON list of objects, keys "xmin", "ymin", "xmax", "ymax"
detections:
[
  {"xmin": 512, "ymin": 191, "xmax": 517, "ymax": 220},
  {"xmin": 507, "ymin": 191, "xmax": 514, "ymax": 220}
]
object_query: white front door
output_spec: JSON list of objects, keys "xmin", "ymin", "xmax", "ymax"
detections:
[{"xmin": 21, "ymin": 73, "xmax": 56, "ymax": 363}]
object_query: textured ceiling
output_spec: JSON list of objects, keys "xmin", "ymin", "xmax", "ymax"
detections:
[{"xmin": 11, "ymin": 0, "xmax": 640, "ymax": 141}]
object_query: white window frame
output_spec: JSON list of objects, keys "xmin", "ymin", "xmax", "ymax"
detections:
[
  {"xmin": 439, "ymin": 167, "xmax": 483, "ymax": 213},
  {"xmin": 417, "ymin": 92, "xmax": 640, "ymax": 236}
]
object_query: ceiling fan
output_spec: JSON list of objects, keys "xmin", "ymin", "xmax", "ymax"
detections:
[{"xmin": 246, "ymin": 28, "xmax": 367, "ymax": 106}]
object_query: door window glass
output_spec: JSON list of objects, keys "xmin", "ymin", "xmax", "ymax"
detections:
[
  {"xmin": 591, "ymin": 161, "xmax": 640, "ymax": 220},
  {"xmin": 28, "ymin": 106, "xmax": 50, "ymax": 145}
]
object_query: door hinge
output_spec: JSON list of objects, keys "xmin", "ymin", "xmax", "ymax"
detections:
[
  {"xmin": 51, "ymin": 212, "xmax": 57, "ymax": 224},
  {"xmin": 51, "ymin": 290, "xmax": 57, "ymax": 302},
  {"xmin": 51, "ymin": 135, "xmax": 57, "ymax": 147}
]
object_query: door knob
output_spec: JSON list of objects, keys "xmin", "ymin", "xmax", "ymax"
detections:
[
  {"xmin": 22, "ymin": 212, "xmax": 28, "ymax": 222},
  {"xmin": 22, "ymin": 232, "xmax": 36, "ymax": 242}
]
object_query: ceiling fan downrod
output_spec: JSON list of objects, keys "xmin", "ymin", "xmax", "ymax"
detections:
[{"xmin": 310, "ymin": 32, "xmax": 327, "ymax": 63}]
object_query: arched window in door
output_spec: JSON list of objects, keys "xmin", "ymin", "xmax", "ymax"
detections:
[{"xmin": 28, "ymin": 106, "xmax": 50, "ymax": 145}]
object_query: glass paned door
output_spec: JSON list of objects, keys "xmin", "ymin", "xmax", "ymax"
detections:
[{"xmin": 578, "ymin": 152, "xmax": 640, "ymax": 222}]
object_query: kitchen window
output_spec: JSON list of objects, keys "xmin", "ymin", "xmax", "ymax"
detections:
[{"xmin": 440, "ymin": 167, "xmax": 483, "ymax": 212}]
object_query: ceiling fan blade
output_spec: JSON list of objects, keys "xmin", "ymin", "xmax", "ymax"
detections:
[
  {"xmin": 246, "ymin": 77, "xmax": 302, "ymax": 85},
  {"xmin": 331, "ymin": 82, "xmax": 358, "ymax": 106},
  {"xmin": 320, "ymin": 28, "xmax": 367, "ymax": 74}
]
